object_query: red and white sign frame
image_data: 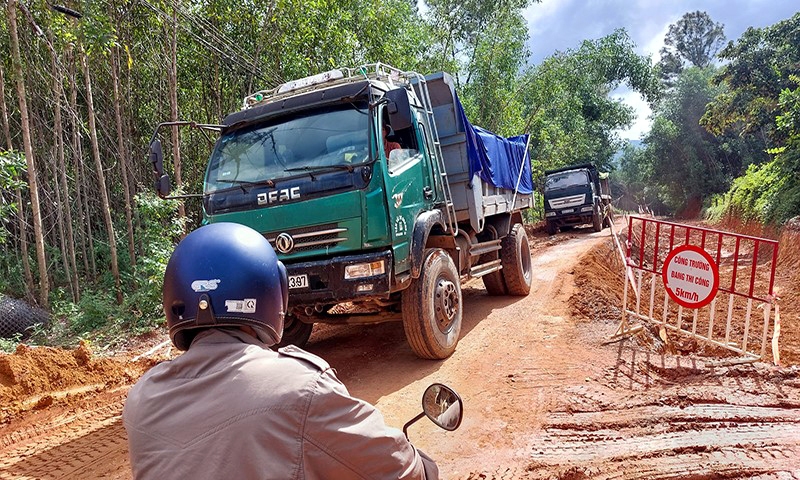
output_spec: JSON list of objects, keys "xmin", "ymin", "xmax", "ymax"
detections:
[{"xmin": 661, "ymin": 245, "xmax": 719, "ymax": 309}]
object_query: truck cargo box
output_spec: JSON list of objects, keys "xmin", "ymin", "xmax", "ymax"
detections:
[{"xmin": 413, "ymin": 72, "xmax": 532, "ymax": 232}]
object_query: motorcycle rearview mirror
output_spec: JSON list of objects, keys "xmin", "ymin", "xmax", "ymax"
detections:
[{"xmin": 403, "ymin": 383, "xmax": 463, "ymax": 439}]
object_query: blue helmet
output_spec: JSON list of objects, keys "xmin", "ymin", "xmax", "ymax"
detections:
[{"xmin": 163, "ymin": 222, "xmax": 288, "ymax": 350}]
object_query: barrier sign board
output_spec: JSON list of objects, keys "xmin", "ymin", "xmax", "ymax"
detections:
[{"xmin": 662, "ymin": 245, "xmax": 719, "ymax": 309}]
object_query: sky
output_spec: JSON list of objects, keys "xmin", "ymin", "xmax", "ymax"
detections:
[{"xmin": 521, "ymin": 0, "xmax": 799, "ymax": 140}]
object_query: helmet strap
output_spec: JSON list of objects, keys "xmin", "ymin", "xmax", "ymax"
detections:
[{"xmin": 195, "ymin": 293, "xmax": 217, "ymax": 327}]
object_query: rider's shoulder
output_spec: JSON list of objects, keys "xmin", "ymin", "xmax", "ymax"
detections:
[{"xmin": 277, "ymin": 345, "xmax": 330, "ymax": 371}]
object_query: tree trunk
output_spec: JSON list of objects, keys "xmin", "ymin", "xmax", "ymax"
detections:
[
  {"xmin": 81, "ymin": 53, "xmax": 123, "ymax": 305},
  {"xmin": 50, "ymin": 41, "xmax": 79, "ymax": 302},
  {"xmin": 8, "ymin": 0, "xmax": 49, "ymax": 308},
  {"xmin": 111, "ymin": 46, "xmax": 136, "ymax": 266},
  {"xmin": 0, "ymin": 63, "xmax": 34, "ymax": 302},
  {"xmin": 169, "ymin": 6, "xmax": 186, "ymax": 235},
  {"xmin": 68, "ymin": 51, "xmax": 90, "ymax": 283}
]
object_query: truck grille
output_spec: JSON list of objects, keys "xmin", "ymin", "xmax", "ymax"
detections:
[
  {"xmin": 548, "ymin": 194, "xmax": 586, "ymax": 209},
  {"xmin": 266, "ymin": 223, "xmax": 348, "ymax": 254}
]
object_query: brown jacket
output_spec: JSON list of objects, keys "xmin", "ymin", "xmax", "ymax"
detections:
[{"xmin": 123, "ymin": 329, "xmax": 435, "ymax": 479}]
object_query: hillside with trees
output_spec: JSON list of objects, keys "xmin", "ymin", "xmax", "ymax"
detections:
[{"xmin": 616, "ymin": 11, "xmax": 800, "ymax": 222}]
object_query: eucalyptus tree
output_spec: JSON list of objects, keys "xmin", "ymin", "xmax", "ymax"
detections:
[
  {"xmin": 6, "ymin": 0, "xmax": 49, "ymax": 307},
  {"xmin": 658, "ymin": 11, "xmax": 726, "ymax": 85}
]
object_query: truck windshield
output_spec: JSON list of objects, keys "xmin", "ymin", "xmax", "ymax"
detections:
[
  {"xmin": 545, "ymin": 171, "xmax": 589, "ymax": 191},
  {"xmin": 205, "ymin": 102, "xmax": 370, "ymax": 192}
]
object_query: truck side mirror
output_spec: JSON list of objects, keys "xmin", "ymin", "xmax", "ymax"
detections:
[
  {"xmin": 385, "ymin": 87, "xmax": 412, "ymax": 131},
  {"xmin": 149, "ymin": 139, "xmax": 172, "ymax": 197},
  {"xmin": 156, "ymin": 174, "xmax": 172, "ymax": 198},
  {"xmin": 149, "ymin": 139, "xmax": 165, "ymax": 176}
]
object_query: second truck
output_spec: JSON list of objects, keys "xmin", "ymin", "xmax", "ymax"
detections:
[
  {"xmin": 543, "ymin": 163, "xmax": 612, "ymax": 235},
  {"xmin": 149, "ymin": 64, "xmax": 533, "ymax": 359}
]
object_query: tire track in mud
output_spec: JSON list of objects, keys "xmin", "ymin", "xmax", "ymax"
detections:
[
  {"xmin": 0, "ymin": 398, "xmax": 129, "ymax": 480},
  {"xmin": 518, "ymin": 372, "xmax": 800, "ymax": 480}
]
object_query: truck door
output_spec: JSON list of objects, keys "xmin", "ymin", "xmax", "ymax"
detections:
[{"xmin": 381, "ymin": 105, "xmax": 431, "ymax": 275}]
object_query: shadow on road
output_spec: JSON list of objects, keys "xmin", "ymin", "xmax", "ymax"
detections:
[{"xmin": 304, "ymin": 284, "xmax": 525, "ymax": 404}]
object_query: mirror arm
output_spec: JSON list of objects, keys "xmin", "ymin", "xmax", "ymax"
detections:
[
  {"xmin": 402, "ymin": 411, "xmax": 426, "ymax": 440},
  {"xmin": 369, "ymin": 97, "xmax": 389, "ymax": 110},
  {"xmin": 162, "ymin": 193, "xmax": 205, "ymax": 200}
]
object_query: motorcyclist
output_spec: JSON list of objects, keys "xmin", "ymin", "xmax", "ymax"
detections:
[{"xmin": 123, "ymin": 222, "xmax": 439, "ymax": 479}]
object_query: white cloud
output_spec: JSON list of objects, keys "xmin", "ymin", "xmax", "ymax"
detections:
[
  {"xmin": 612, "ymin": 88, "xmax": 652, "ymax": 141},
  {"xmin": 523, "ymin": 0, "xmax": 574, "ymax": 36}
]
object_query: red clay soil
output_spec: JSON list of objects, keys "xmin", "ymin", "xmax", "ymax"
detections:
[
  {"xmin": 0, "ymin": 342, "xmax": 156, "ymax": 424},
  {"xmin": 0, "ymin": 219, "xmax": 798, "ymax": 480}
]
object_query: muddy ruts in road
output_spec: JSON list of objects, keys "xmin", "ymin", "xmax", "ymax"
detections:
[{"xmin": 0, "ymin": 399, "xmax": 129, "ymax": 480}]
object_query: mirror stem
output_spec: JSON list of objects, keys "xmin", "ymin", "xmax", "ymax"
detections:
[{"xmin": 402, "ymin": 412, "xmax": 426, "ymax": 440}]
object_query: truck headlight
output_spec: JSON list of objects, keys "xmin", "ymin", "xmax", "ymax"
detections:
[
  {"xmin": 581, "ymin": 206, "xmax": 594, "ymax": 212},
  {"xmin": 545, "ymin": 212, "xmax": 556, "ymax": 217},
  {"xmin": 345, "ymin": 260, "xmax": 385, "ymax": 279}
]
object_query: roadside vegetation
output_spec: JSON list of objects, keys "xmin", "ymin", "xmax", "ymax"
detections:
[
  {"xmin": 616, "ymin": 11, "xmax": 800, "ymax": 223},
  {"xmin": 0, "ymin": 2, "xmax": 797, "ymax": 349}
]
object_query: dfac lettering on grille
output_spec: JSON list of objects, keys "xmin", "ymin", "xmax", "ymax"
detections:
[
  {"xmin": 266, "ymin": 223, "xmax": 348, "ymax": 254},
  {"xmin": 257, "ymin": 187, "xmax": 301, "ymax": 206}
]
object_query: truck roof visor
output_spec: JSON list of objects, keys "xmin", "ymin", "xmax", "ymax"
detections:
[{"xmin": 223, "ymin": 81, "xmax": 372, "ymax": 130}]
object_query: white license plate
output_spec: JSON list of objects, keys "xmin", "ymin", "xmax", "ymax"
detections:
[
  {"xmin": 562, "ymin": 208, "xmax": 574, "ymax": 213},
  {"xmin": 288, "ymin": 274, "xmax": 308, "ymax": 289}
]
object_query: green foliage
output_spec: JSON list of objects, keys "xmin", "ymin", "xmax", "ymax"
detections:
[
  {"xmin": 702, "ymin": 12, "xmax": 800, "ymax": 141},
  {"xmin": 123, "ymin": 192, "xmax": 185, "ymax": 332},
  {"xmin": 705, "ymin": 159, "xmax": 800, "ymax": 225},
  {"xmin": 0, "ymin": 149, "xmax": 26, "ymax": 244},
  {"xmin": 0, "ymin": 333, "xmax": 22, "ymax": 353},
  {"xmin": 700, "ymin": 14, "xmax": 800, "ymax": 225},
  {"xmin": 620, "ymin": 66, "xmax": 765, "ymax": 216},
  {"xmin": 520, "ymin": 29, "xmax": 660, "ymax": 174},
  {"xmin": 38, "ymin": 193, "xmax": 181, "ymax": 345}
]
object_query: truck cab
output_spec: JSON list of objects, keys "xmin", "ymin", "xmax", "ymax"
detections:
[{"xmin": 543, "ymin": 163, "xmax": 611, "ymax": 235}]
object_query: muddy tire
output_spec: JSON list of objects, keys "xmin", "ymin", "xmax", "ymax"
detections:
[
  {"xmin": 545, "ymin": 220, "xmax": 557, "ymax": 236},
  {"xmin": 592, "ymin": 206, "xmax": 602, "ymax": 232},
  {"xmin": 499, "ymin": 223, "xmax": 532, "ymax": 296},
  {"xmin": 275, "ymin": 313, "xmax": 313, "ymax": 348},
  {"xmin": 402, "ymin": 248, "xmax": 462, "ymax": 359}
]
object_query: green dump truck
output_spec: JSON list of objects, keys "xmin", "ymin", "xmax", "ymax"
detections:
[{"xmin": 149, "ymin": 64, "xmax": 533, "ymax": 359}]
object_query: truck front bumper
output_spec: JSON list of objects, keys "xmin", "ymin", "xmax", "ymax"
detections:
[
  {"xmin": 545, "ymin": 206, "xmax": 594, "ymax": 226},
  {"xmin": 285, "ymin": 250, "xmax": 393, "ymax": 307}
]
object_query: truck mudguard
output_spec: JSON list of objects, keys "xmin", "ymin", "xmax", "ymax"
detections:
[{"xmin": 410, "ymin": 210, "xmax": 445, "ymax": 278}]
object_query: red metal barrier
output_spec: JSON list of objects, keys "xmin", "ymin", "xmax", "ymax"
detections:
[{"xmin": 618, "ymin": 216, "xmax": 780, "ymax": 361}]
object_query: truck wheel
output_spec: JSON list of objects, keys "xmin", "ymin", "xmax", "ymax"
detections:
[
  {"xmin": 402, "ymin": 248, "xmax": 462, "ymax": 359},
  {"xmin": 500, "ymin": 223, "xmax": 532, "ymax": 295},
  {"xmin": 545, "ymin": 220, "xmax": 557, "ymax": 235},
  {"xmin": 592, "ymin": 206, "xmax": 602, "ymax": 232},
  {"xmin": 275, "ymin": 313, "xmax": 313, "ymax": 348}
]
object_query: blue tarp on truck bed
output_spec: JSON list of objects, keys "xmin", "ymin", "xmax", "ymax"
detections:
[{"xmin": 455, "ymin": 95, "xmax": 532, "ymax": 195}]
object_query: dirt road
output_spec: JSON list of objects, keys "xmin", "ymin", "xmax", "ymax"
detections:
[{"xmin": 1, "ymin": 226, "xmax": 798, "ymax": 479}]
